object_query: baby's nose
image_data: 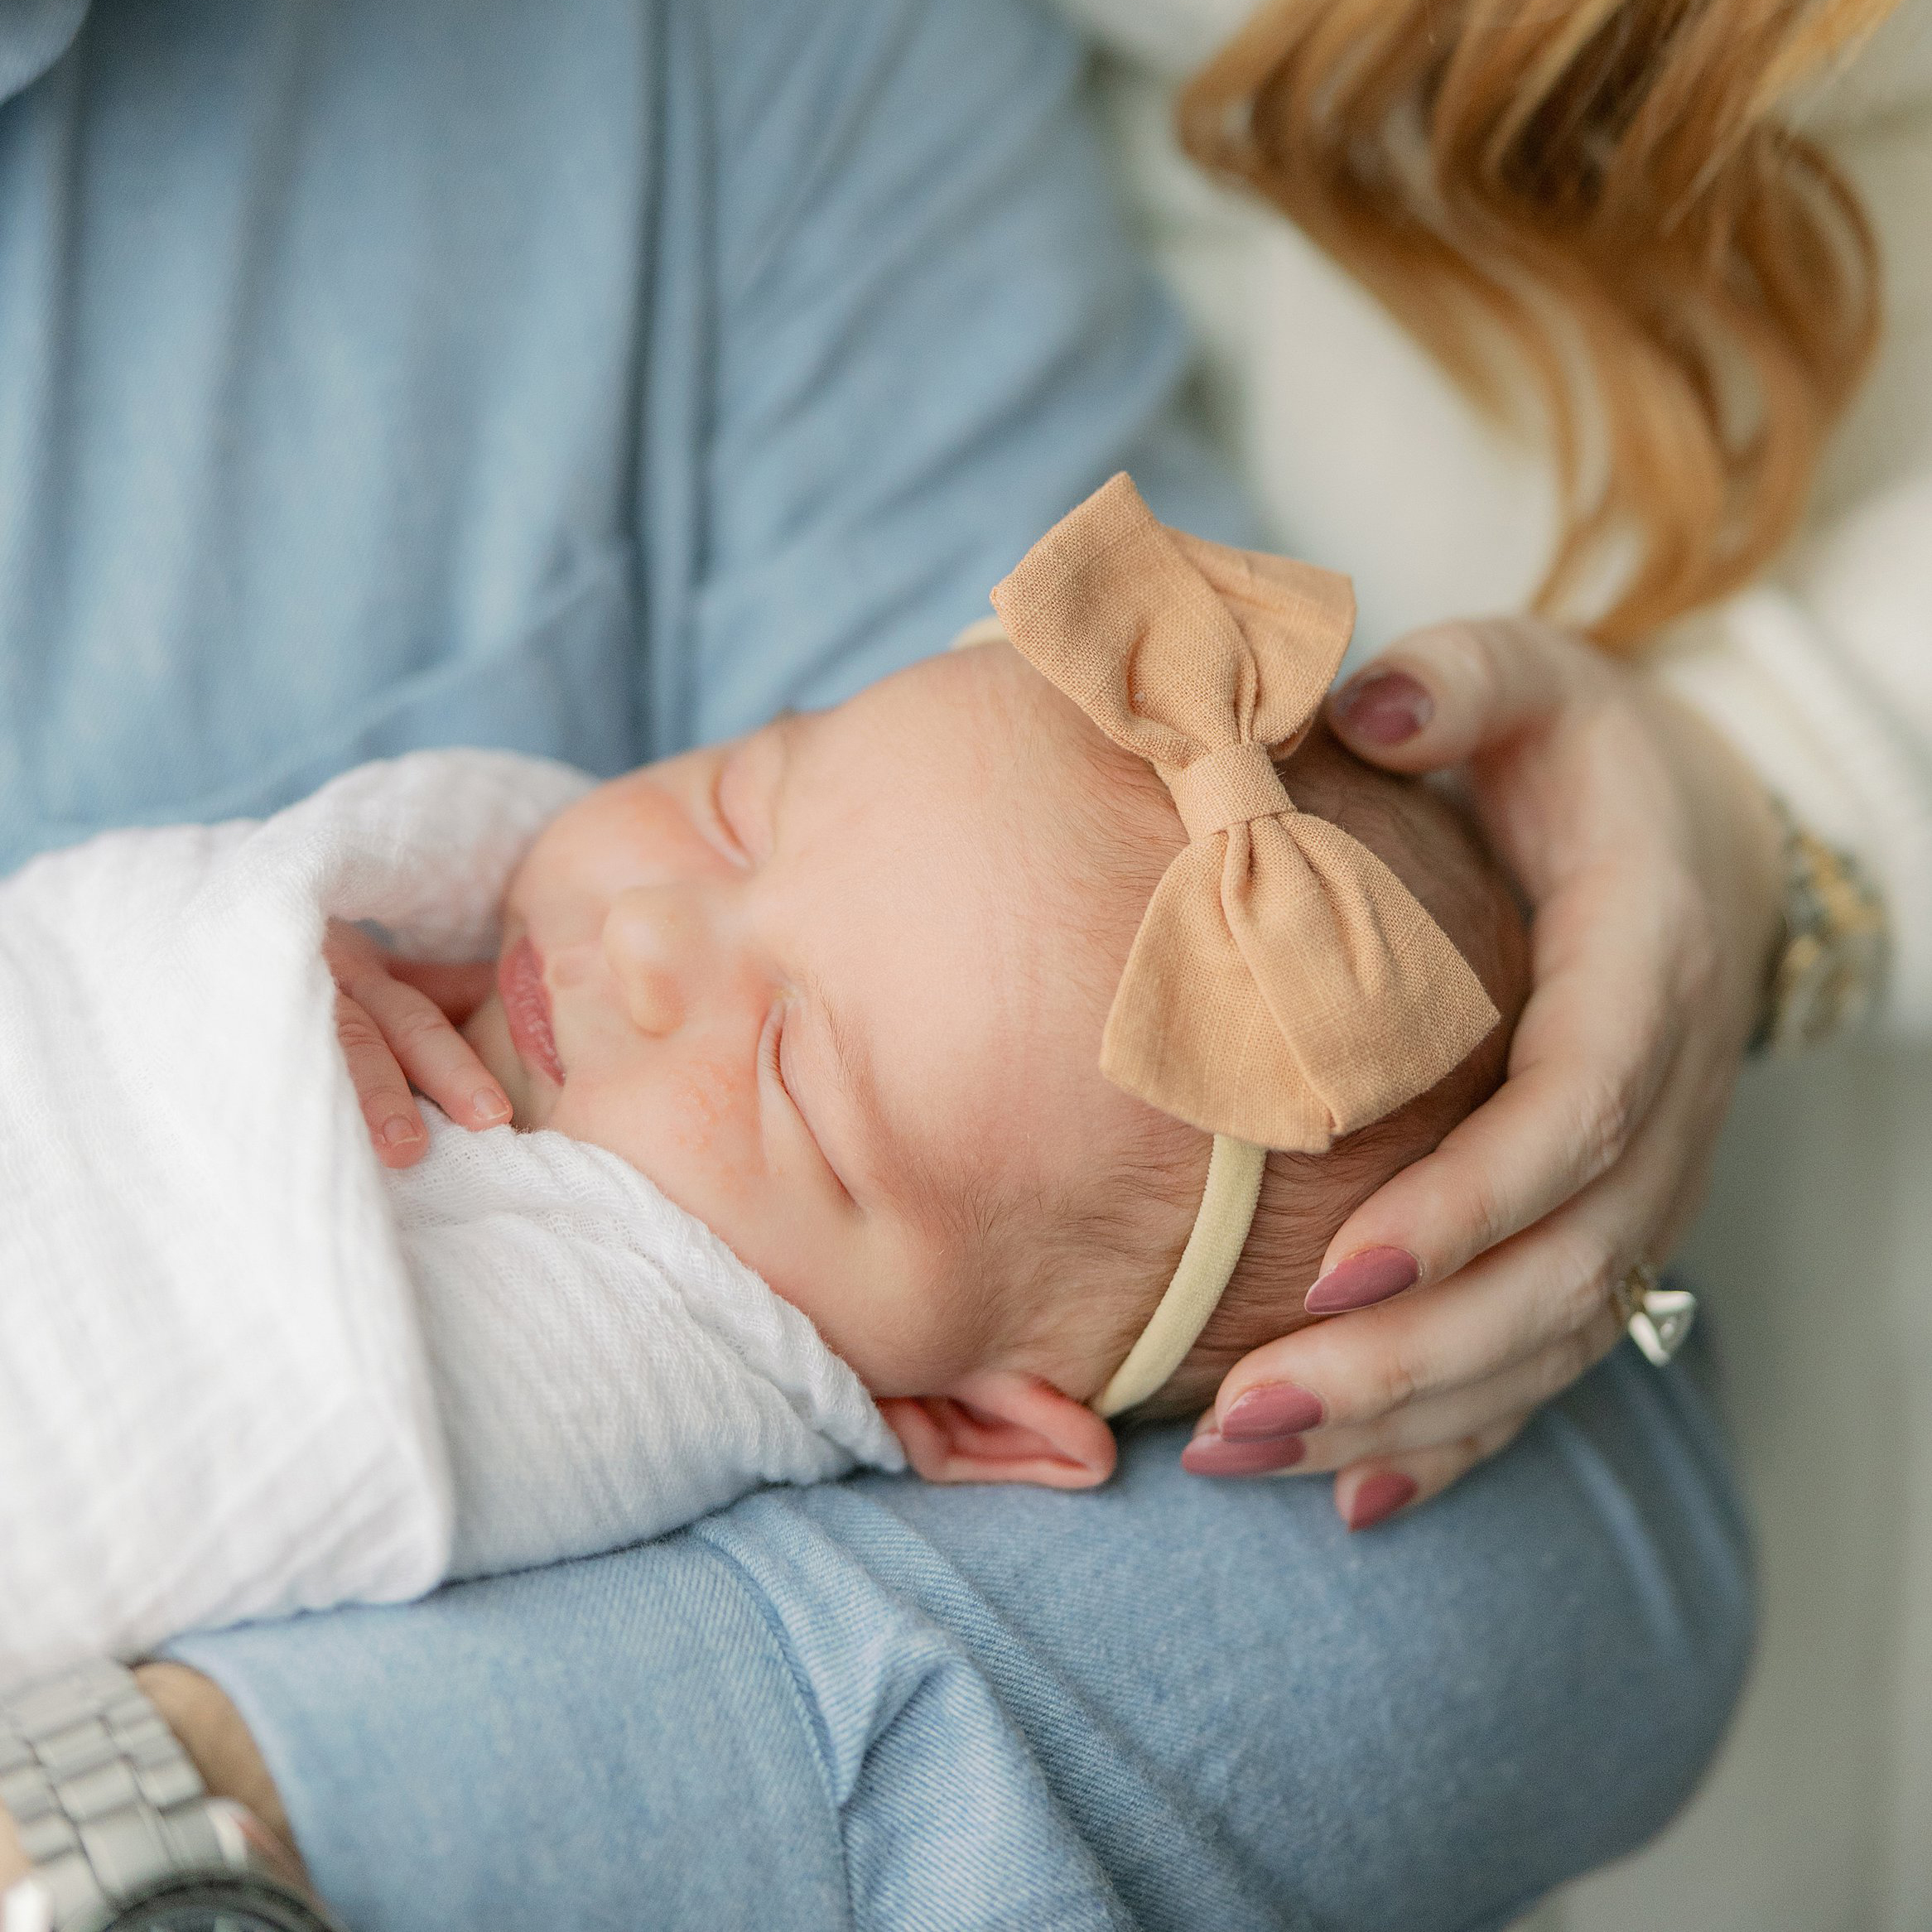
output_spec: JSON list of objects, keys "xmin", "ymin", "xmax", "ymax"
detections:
[{"xmin": 602, "ymin": 891, "xmax": 691, "ymax": 1038}]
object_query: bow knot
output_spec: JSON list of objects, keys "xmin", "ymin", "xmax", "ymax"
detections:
[
  {"xmin": 990, "ymin": 475, "xmax": 1500, "ymax": 1153},
  {"xmin": 1166, "ymin": 744, "xmax": 1292, "ymax": 844}
]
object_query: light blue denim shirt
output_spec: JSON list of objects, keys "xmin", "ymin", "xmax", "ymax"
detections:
[
  {"xmin": 0, "ymin": 2, "xmax": 1752, "ymax": 1925},
  {"xmin": 0, "ymin": 0, "xmax": 1238, "ymax": 860}
]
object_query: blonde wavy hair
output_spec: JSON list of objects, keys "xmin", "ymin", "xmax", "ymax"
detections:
[{"xmin": 1179, "ymin": 0, "xmax": 1896, "ymax": 648}]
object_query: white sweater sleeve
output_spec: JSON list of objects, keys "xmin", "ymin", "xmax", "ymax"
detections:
[{"xmin": 1654, "ymin": 474, "xmax": 1932, "ymax": 1037}]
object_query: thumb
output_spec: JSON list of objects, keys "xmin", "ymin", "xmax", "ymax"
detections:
[{"xmin": 1327, "ymin": 618, "xmax": 1593, "ymax": 775}]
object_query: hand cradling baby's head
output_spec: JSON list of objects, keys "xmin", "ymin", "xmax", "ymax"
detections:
[
  {"xmin": 1018, "ymin": 701, "xmax": 1530, "ymax": 1426},
  {"xmin": 463, "ymin": 638, "xmax": 1525, "ymax": 1486}
]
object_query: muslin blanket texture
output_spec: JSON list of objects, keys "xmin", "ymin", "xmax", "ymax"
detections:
[{"xmin": 0, "ymin": 751, "xmax": 900, "ymax": 1694}]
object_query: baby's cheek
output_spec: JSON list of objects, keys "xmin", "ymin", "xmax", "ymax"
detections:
[
  {"xmin": 552, "ymin": 1053, "xmax": 766, "ymax": 1216},
  {"xmin": 656, "ymin": 1053, "xmax": 756, "ymax": 1157}
]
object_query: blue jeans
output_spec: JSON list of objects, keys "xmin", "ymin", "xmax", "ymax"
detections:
[
  {"xmin": 176, "ymin": 1343, "xmax": 1747, "ymax": 1931},
  {"xmin": 0, "ymin": 0, "xmax": 1751, "ymax": 1923}
]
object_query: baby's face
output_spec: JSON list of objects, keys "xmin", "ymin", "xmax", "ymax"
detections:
[{"xmin": 465, "ymin": 645, "xmax": 1173, "ymax": 1400}]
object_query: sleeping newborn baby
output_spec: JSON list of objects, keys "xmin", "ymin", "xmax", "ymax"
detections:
[
  {"xmin": 454, "ymin": 573, "xmax": 1525, "ymax": 1460},
  {"xmin": 0, "ymin": 476, "xmax": 1524, "ymax": 1691}
]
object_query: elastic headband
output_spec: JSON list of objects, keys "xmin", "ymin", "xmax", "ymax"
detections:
[{"xmin": 1094, "ymin": 1135, "xmax": 1266, "ymax": 1417}]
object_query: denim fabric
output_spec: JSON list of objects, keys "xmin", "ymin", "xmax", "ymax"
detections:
[
  {"xmin": 0, "ymin": 0, "xmax": 1242, "ymax": 865},
  {"xmin": 0, "ymin": 0, "xmax": 1753, "ymax": 1924},
  {"xmin": 176, "ymin": 1344, "xmax": 1748, "ymax": 1931}
]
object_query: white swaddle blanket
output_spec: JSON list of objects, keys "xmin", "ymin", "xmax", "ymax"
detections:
[{"xmin": 0, "ymin": 750, "xmax": 902, "ymax": 1695}]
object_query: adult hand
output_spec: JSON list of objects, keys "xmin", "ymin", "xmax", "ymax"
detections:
[
  {"xmin": 1183, "ymin": 618, "xmax": 1786, "ymax": 1526},
  {"xmin": 325, "ymin": 920, "xmax": 508, "ymax": 1168}
]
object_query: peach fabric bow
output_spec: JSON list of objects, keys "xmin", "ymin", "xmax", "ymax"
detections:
[{"xmin": 990, "ymin": 474, "xmax": 1499, "ymax": 1153}]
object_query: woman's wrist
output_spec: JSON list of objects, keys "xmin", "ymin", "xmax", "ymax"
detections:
[
  {"xmin": 132, "ymin": 1662, "xmax": 300, "ymax": 1875},
  {"xmin": 1641, "ymin": 677, "xmax": 1891, "ymax": 1053},
  {"xmin": 1636, "ymin": 682, "xmax": 1788, "ymax": 1047},
  {"xmin": 0, "ymin": 1664, "xmax": 298, "ymax": 1896},
  {"xmin": 1751, "ymin": 797, "xmax": 1891, "ymax": 1052}
]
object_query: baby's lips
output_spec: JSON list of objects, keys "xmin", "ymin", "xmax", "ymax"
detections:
[{"xmin": 499, "ymin": 935, "xmax": 566, "ymax": 1086}]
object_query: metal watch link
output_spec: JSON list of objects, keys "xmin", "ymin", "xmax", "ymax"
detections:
[
  {"xmin": 1755, "ymin": 798, "xmax": 1890, "ymax": 1056},
  {"xmin": 1, "ymin": 1662, "xmax": 344, "ymax": 1932}
]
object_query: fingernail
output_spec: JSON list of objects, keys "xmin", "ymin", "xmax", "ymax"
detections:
[
  {"xmin": 1346, "ymin": 1471, "xmax": 1419, "ymax": 1530},
  {"xmin": 1221, "ymin": 1381, "xmax": 1325, "ymax": 1441},
  {"xmin": 473, "ymin": 1088, "xmax": 512, "ymax": 1125},
  {"xmin": 1181, "ymin": 1431, "xmax": 1307, "ymax": 1477},
  {"xmin": 1332, "ymin": 668, "xmax": 1433, "ymax": 746},
  {"xmin": 381, "ymin": 1115, "xmax": 421, "ymax": 1148},
  {"xmin": 1305, "ymin": 1246, "xmax": 1419, "ymax": 1314}
]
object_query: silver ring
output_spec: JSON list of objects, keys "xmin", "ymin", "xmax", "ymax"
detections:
[{"xmin": 1616, "ymin": 1260, "xmax": 1697, "ymax": 1367}]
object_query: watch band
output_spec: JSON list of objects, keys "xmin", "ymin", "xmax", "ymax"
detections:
[
  {"xmin": 0, "ymin": 1660, "xmax": 301, "ymax": 1932},
  {"xmin": 1755, "ymin": 798, "xmax": 1890, "ymax": 1056}
]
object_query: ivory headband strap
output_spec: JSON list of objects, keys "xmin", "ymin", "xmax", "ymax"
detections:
[
  {"xmin": 1095, "ymin": 1135, "xmax": 1266, "ymax": 1418},
  {"xmin": 988, "ymin": 475, "xmax": 1501, "ymax": 1414}
]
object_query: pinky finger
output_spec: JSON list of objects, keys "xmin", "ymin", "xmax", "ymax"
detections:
[{"xmin": 1333, "ymin": 1409, "xmax": 1534, "ymax": 1531}]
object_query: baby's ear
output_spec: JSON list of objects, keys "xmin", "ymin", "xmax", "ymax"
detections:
[{"xmin": 879, "ymin": 1371, "xmax": 1117, "ymax": 1490}]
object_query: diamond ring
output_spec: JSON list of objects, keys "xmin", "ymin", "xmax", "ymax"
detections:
[{"xmin": 1613, "ymin": 1260, "xmax": 1698, "ymax": 1367}]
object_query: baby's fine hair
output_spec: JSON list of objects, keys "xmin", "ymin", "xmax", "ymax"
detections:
[{"xmin": 1027, "ymin": 721, "xmax": 1531, "ymax": 1419}]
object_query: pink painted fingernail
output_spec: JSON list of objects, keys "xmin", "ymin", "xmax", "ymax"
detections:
[
  {"xmin": 381, "ymin": 1115, "xmax": 421, "ymax": 1148},
  {"xmin": 1221, "ymin": 1382, "xmax": 1325, "ymax": 1441},
  {"xmin": 473, "ymin": 1088, "xmax": 512, "ymax": 1125},
  {"xmin": 1346, "ymin": 1471, "xmax": 1419, "ymax": 1530},
  {"xmin": 1331, "ymin": 668, "xmax": 1433, "ymax": 746},
  {"xmin": 1304, "ymin": 1246, "xmax": 1419, "ymax": 1313},
  {"xmin": 1181, "ymin": 1431, "xmax": 1307, "ymax": 1477}
]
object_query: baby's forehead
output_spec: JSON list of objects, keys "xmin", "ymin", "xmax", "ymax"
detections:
[
  {"xmin": 854, "ymin": 646, "xmax": 1172, "ymax": 923},
  {"xmin": 807, "ymin": 648, "xmax": 1172, "ymax": 1200},
  {"xmin": 884, "ymin": 635, "xmax": 1074, "ymax": 749},
  {"xmin": 881, "ymin": 643, "xmax": 1157, "ymax": 823}
]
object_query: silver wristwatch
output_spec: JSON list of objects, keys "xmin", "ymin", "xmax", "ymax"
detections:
[{"xmin": 1, "ymin": 1662, "xmax": 344, "ymax": 1932}]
